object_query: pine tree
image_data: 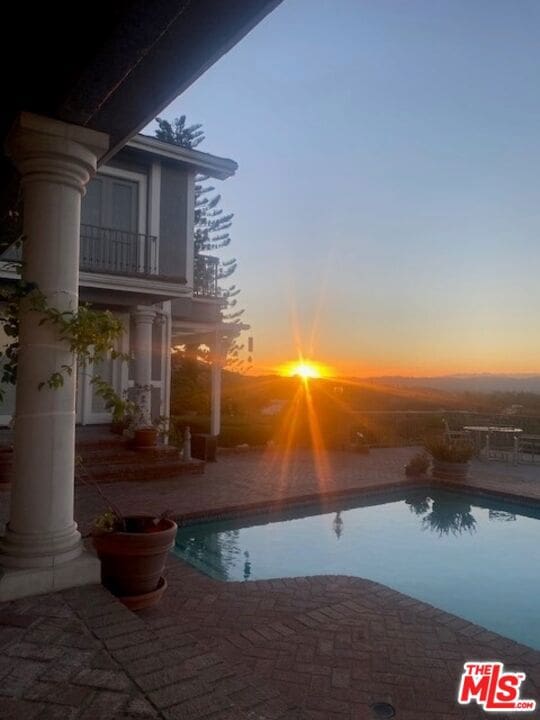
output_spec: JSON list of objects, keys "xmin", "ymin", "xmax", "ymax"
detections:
[{"xmin": 154, "ymin": 116, "xmax": 250, "ymax": 373}]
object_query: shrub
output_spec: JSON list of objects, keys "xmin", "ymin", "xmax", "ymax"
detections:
[
  {"xmin": 425, "ymin": 438, "xmax": 474, "ymax": 463},
  {"xmin": 405, "ymin": 451, "xmax": 430, "ymax": 475},
  {"xmin": 170, "ymin": 415, "xmax": 275, "ymax": 448}
]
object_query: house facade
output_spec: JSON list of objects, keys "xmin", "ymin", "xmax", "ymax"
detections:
[
  {"xmin": 0, "ymin": 1, "xmax": 281, "ymax": 602},
  {"xmin": 0, "ymin": 134, "xmax": 237, "ymax": 433}
]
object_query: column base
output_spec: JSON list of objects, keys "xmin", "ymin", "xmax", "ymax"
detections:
[
  {"xmin": 0, "ymin": 549, "xmax": 101, "ymax": 602},
  {"xmin": 0, "ymin": 523, "xmax": 83, "ymax": 569}
]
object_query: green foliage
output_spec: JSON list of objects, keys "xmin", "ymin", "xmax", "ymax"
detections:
[
  {"xmin": 170, "ymin": 348, "xmax": 211, "ymax": 415},
  {"xmin": 425, "ymin": 437, "xmax": 475, "ymax": 463},
  {"xmin": 93, "ymin": 510, "xmax": 122, "ymax": 533},
  {"xmin": 43, "ymin": 304, "xmax": 126, "ymax": 368},
  {"xmin": 155, "ymin": 116, "xmax": 204, "ymax": 149},
  {"xmin": 91, "ymin": 378, "xmax": 136, "ymax": 424},
  {"xmin": 405, "ymin": 451, "xmax": 430, "ymax": 475},
  {"xmin": 154, "ymin": 115, "xmax": 250, "ymax": 373},
  {"xmin": 170, "ymin": 414, "xmax": 275, "ymax": 448},
  {"xmin": 0, "ymin": 269, "xmax": 127, "ymax": 400}
]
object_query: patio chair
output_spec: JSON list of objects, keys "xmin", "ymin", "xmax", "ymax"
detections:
[
  {"xmin": 485, "ymin": 428, "xmax": 514, "ymax": 463},
  {"xmin": 518, "ymin": 434, "xmax": 540, "ymax": 464}
]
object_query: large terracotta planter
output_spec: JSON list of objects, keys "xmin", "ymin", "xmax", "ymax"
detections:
[
  {"xmin": 92, "ymin": 515, "xmax": 177, "ymax": 605},
  {"xmin": 134, "ymin": 427, "xmax": 158, "ymax": 448},
  {"xmin": 432, "ymin": 459, "xmax": 470, "ymax": 481}
]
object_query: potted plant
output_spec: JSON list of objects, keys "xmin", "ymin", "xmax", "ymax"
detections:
[
  {"xmin": 425, "ymin": 437, "xmax": 475, "ymax": 480},
  {"xmin": 91, "ymin": 507, "xmax": 177, "ymax": 610},
  {"xmin": 404, "ymin": 451, "xmax": 430, "ymax": 477},
  {"xmin": 92, "ymin": 378, "xmax": 136, "ymax": 435},
  {"xmin": 129, "ymin": 384, "xmax": 158, "ymax": 448}
]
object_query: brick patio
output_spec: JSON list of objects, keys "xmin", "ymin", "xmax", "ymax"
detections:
[{"xmin": 1, "ymin": 447, "xmax": 539, "ymax": 718}]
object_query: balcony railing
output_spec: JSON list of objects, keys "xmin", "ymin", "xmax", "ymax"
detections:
[
  {"xmin": 80, "ymin": 224, "xmax": 157, "ymax": 276},
  {"xmin": 194, "ymin": 254, "xmax": 220, "ymax": 297}
]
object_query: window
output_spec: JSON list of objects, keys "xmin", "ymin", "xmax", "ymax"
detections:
[{"xmin": 82, "ymin": 175, "xmax": 138, "ymax": 232}]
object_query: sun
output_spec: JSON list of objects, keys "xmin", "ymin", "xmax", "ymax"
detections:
[
  {"xmin": 292, "ymin": 362, "xmax": 321, "ymax": 379},
  {"xmin": 279, "ymin": 360, "xmax": 328, "ymax": 380}
]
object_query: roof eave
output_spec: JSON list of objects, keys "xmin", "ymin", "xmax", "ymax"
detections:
[{"xmin": 127, "ymin": 134, "xmax": 238, "ymax": 179}]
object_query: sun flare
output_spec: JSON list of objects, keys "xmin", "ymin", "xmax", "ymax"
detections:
[{"xmin": 279, "ymin": 360, "xmax": 328, "ymax": 380}]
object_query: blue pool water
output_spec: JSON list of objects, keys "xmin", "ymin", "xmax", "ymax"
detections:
[{"xmin": 173, "ymin": 488, "xmax": 540, "ymax": 649}]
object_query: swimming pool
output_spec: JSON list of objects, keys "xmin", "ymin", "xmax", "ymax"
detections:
[{"xmin": 173, "ymin": 487, "xmax": 540, "ymax": 650}]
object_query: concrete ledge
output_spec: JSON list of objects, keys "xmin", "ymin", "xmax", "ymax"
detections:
[{"xmin": 0, "ymin": 550, "xmax": 100, "ymax": 602}]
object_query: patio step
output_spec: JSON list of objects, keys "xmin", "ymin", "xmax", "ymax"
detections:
[
  {"xmin": 76, "ymin": 443, "xmax": 181, "ymax": 466},
  {"xmin": 1, "ymin": 428, "xmax": 205, "ymax": 487},
  {"xmin": 77, "ymin": 457, "xmax": 204, "ymax": 484},
  {"xmin": 75, "ymin": 431, "xmax": 204, "ymax": 483}
]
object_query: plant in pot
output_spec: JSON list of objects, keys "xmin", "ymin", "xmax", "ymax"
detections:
[
  {"xmin": 404, "ymin": 451, "xmax": 430, "ymax": 477},
  {"xmin": 75, "ymin": 459, "xmax": 177, "ymax": 610},
  {"xmin": 425, "ymin": 437, "xmax": 475, "ymax": 480},
  {"xmin": 91, "ymin": 506, "xmax": 177, "ymax": 610},
  {"xmin": 129, "ymin": 384, "xmax": 158, "ymax": 448},
  {"xmin": 92, "ymin": 377, "xmax": 136, "ymax": 435}
]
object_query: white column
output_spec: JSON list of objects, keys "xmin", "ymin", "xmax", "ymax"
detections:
[
  {"xmin": 210, "ymin": 331, "xmax": 223, "ymax": 437},
  {"xmin": 0, "ymin": 113, "xmax": 109, "ymax": 600},
  {"xmin": 161, "ymin": 301, "xmax": 172, "ymax": 430},
  {"xmin": 132, "ymin": 306, "xmax": 156, "ymax": 426}
]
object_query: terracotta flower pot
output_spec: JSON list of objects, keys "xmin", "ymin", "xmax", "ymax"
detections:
[
  {"xmin": 134, "ymin": 427, "xmax": 158, "ymax": 448},
  {"xmin": 92, "ymin": 515, "xmax": 177, "ymax": 602}
]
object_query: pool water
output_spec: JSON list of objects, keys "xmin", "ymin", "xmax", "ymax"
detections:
[{"xmin": 173, "ymin": 487, "xmax": 540, "ymax": 650}]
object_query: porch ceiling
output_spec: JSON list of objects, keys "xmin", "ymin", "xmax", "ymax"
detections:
[{"xmin": 1, "ymin": 0, "xmax": 282, "ymax": 213}]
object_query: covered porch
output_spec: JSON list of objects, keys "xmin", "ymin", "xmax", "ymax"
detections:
[{"xmin": 0, "ymin": 0, "xmax": 283, "ymax": 601}]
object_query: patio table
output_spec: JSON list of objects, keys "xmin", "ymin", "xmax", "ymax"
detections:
[{"xmin": 463, "ymin": 426, "xmax": 523, "ymax": 464}]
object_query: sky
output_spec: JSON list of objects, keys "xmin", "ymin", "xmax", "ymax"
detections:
[{"xmin": 149, "ymin": 0, "xmax": 540, "ymax": 378}]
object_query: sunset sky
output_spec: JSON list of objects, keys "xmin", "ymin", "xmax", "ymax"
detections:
[{"xmin": 151, "ymin": 0, "xmax": 540, "ymax": 378}]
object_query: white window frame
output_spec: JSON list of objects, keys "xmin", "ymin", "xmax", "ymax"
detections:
[{"xmin": 94, "ymin": 166, "xmax": 150, "ymax": 273}]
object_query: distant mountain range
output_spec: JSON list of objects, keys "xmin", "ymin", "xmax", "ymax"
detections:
[{"xmin": 367, "ymin": 374, "xmax": 540, "ymax": 394}]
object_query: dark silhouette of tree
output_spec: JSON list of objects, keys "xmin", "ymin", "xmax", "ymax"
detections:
[
  {"xmin": 405, "ymin": 490, "xmax": 477, "ymax": 536},
  {"xmin": 155, "ymin": 116, "xmax": 237, "ymax": 277},
  {"xmin": 154, "ymin": 116, "xmax": 249, "ymax": 373},
  {"xmin": 155, "ymin": 116, "xmax": 204, "ymax": 149}
]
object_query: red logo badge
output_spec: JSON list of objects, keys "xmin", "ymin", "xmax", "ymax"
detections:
[{"xmin": 458, "ymin": 662, "xmax": 536, "ymax": 712}]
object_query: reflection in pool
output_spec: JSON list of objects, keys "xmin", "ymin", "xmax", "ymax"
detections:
[{"xmin": 173, "ymin": 488, "xmax": 540, "ymax": 649}]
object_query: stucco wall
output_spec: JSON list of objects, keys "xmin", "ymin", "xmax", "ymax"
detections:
[{"xmin": 159, "ymin": 163, "xmax": 194, "ymax": 282}]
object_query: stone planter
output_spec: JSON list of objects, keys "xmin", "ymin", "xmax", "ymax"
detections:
[
  {"xmin": 432, "ymin": 459, "xmax": 470, "ymax": 481},
  {"xmin": 92, "ymin": 515, "xmax": 177, "ymax": 609}
]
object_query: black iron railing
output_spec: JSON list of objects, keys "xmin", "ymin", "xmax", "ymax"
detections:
[
  {"xmin": 194, "ymin": 254, "xmax": 220, "ymax": 297},
  {"xmin": 80, "ymin": 224, "xmax": 157, "ymax": 276}
]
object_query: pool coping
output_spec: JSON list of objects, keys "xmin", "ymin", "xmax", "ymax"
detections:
[
  {"xmin": 174, "ymin": 473, "xmax": 540, "ymax": 526},
  {"xmin": 174, "ymin": 478, "xmax": 421, "ymax": 525}
]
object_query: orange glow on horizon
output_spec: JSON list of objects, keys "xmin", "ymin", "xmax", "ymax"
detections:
[{"xmin": 278, "ymin": 360, "xmax": 332, "ymax": 380}]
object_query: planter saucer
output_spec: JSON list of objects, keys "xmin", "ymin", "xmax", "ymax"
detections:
[{"xmin": 118, "ymin": 576, "xmax": 168, "ymax": 611}]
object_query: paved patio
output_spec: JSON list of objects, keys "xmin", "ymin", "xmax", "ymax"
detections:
[{"xmin": 1, "ymin": 447, "xmax": 539, "ymax": 718}]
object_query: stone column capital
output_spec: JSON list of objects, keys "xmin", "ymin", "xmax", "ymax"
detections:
[
  {"xmin": 132, "ymin": 306, "xmax": 157, "ymax": 325},
  {"xmin": 6, "ymin": 112, "xmax": 109, "ymax": 194}
]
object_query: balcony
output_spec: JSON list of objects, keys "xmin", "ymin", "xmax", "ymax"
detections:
[
  {"xmin": 194, "ymin": 254, "xmax": 220, "ymax": 297},
  {"xmin": 80, "ymin": 224, "xmax": 157, "ymax": 276},
  {"xmin": 1, "ymin": 224, "xmax": 159, "ymax": 278}
]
